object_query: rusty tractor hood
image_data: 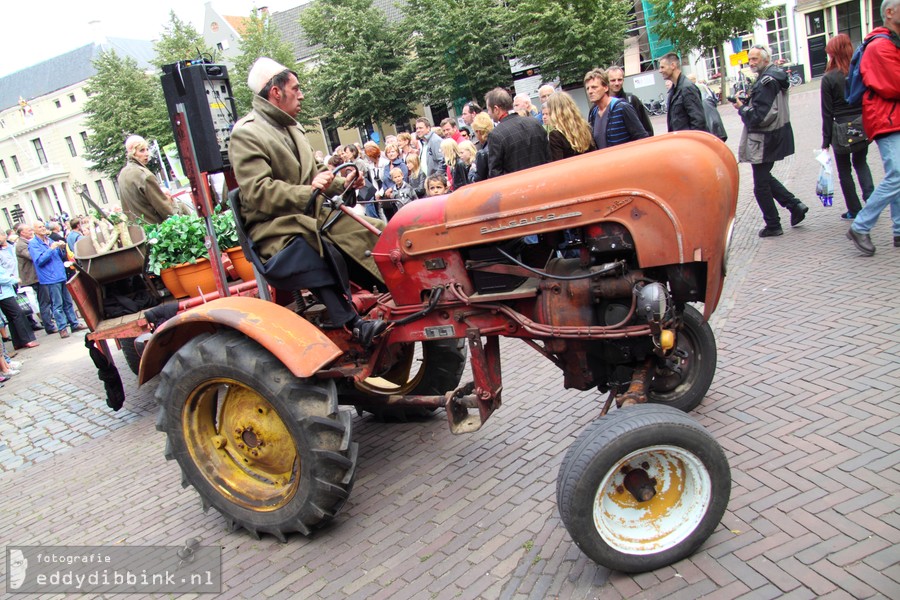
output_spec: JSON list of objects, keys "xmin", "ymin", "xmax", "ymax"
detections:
[{"xmin": 374, "ymin": 132, "xmax": 738, "ymax": 317}]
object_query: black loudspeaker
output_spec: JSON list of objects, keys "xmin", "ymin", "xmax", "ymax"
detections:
[{"xmin": 160, "ymin": 61, "xmax": 237, "ymax": 173}]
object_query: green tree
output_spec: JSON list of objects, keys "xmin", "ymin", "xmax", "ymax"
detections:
[
  {"xmin": 647, "ymin": 0, "xmax": 764, "ymax": 63},
  {"xmin": 399, "ymin": 0, "xmax": 511, "ymax": 110},
  {"xmin": 300, "ymin": 0, "xmax": 414, "ymax": 135},
  {"xmin": 231, "ymin": 8, "xmax": 314, "ymax": 124},
  {"xmin": 83, "ymin": 51, "xmax": 171, "ymax": 179},
  {"xmin": 507, "ymin": 0, "xmax": 630, "ymax": 87},
  {"xmin": 152, "ymin": 10, "xmax": 213, "ymax": 68}
]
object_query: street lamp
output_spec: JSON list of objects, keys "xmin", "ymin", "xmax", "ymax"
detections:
[{"xmin": 73, "ymin": 180, "xmax": 88, "ymax": 214}]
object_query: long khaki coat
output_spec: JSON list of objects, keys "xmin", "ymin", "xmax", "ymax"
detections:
[
  {"xmin": 228, "ymin": 95, "xmax": 383, "ymax": 282},
  {"xmin": 117, "ymin": 159, "xmax": 176, "ymax": 225}
]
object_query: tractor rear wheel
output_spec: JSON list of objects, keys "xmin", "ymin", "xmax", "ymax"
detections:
[
  {"xmin": 155, "ymin": 330, "xmax": 357, "ymax": 540},
  {"xmin": 352, "ymin": 338, "xmax": 466, "ymax": 421},
  {"xmin": 557, "ymin": 404, "xmax": 730, "ymax": 573},
  {"xmin": 120, "ymin": 337, "xmax": 140, "ymax": 376}
]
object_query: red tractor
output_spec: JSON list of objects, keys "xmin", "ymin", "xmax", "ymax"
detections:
[{"xmin": 74, "ymin": 130, "xmax": 737, "ymax": 573}]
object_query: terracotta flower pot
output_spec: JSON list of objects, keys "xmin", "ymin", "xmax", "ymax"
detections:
[
  {"xmin": 160, "ymin": 267, "xmax": 188, "ymax": 299},
  {"xmin": 226, "ymin": 247, "xmax": 256, "ymax": 283},
  {"xmin": 174, "ymin": 258, "xmax": 217, "ymax": 298}
]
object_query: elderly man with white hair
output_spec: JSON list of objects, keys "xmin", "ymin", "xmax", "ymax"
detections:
[{"xmin": 116, "ymin": 135, "xmax": 176, "ymax": 225}]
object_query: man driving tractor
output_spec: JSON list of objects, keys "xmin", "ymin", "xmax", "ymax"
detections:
[{"xmin": 227, "ymin": 57, "xmax": 387, "ymax": 344}]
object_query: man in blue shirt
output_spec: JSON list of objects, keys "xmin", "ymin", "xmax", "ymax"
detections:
[
  {"xmin": 27, "ymin": 222, "xmax": 85, "ymax": 338},
  {"xmin": 585, "ymin": 69, "xmax": 649, "ymax": 149}
]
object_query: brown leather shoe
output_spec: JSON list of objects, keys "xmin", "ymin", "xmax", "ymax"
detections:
[
  {"xmin": 59, "ymin": 330, "xmax": 70, "ymax": 339},
  {"xmin": 71, "ymin": 324, "xmax": 88, "ymax": 332}
]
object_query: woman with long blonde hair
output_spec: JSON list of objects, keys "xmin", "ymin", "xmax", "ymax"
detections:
[
  {"xmin": 546, "ymin": 92, "xmax": 596, "ymax": 161},
  {"xmin": 441, "ymin": 138, "xmax": 469, "ymax": 191},
  {"xmin": 470, "ymin": 112, "xmax": 494, "ymax": 182}
]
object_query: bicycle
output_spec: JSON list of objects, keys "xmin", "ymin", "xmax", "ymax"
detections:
[{"xmin": 784, "ymin": 66, "xmax": 803, "ymax": 88}]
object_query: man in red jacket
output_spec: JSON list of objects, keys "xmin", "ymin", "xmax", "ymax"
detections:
[{"xmin": 846, "ymin": 0, "xmax": 900, "ymax": 256}]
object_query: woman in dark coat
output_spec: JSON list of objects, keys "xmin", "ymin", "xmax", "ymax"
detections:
[
  {"xmin": 546, "ymin": 92, "xmax": 596, "ymax": 161},
  {"xmin": 821, "ymin": 33, "xmax": 874, "ymax": 220}
]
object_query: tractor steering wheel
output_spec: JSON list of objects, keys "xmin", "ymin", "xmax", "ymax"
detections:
[{"xmin": 306, "ymin": 162, "xmax": 362, "ymax": 215}]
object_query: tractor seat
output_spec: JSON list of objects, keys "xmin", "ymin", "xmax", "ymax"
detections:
[{"xmin": 227, "ymin": 188, "xmax": 341, "ymax": 291}]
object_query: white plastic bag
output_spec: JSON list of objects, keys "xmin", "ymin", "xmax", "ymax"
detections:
[{"xmin": 815, "ymin": 149, "xmax": 834, "ymax": 207}]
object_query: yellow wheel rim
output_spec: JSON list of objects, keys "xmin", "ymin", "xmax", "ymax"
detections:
[
  {"xmin": 183, "ymin": 378, "xmax": 299, "ymax": 511},
  {"xmin": 355, "ymin": 342, "xmax": 424, "ymax": 395}
]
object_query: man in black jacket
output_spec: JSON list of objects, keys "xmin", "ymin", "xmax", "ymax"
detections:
[
  {"xmin": 659, "ymin": 53, "xmax": 708, "ymax": 133},
  {"xmin": 606, "ymin": 66, "xmax": 654, "ymax": 136},
  {"xmin": 484, "ymin": 87, "xmax": 549, "ymax": 178}
]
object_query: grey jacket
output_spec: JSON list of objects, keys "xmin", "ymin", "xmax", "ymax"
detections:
[{"xmin": 738, "ymin": 66, "xmax": 795, "ymax": 164}]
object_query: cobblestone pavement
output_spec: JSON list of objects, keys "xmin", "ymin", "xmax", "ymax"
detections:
[{"xmin": 1, "ymin": 84, "xmax": 898, "ymax": 599}]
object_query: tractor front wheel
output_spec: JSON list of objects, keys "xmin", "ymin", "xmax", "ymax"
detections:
[
  {"xmin": 557, "ymin": 404, "xmax": 730, "ymax": 573},
  {"xmin": 648, "ymin": 305, "xmax": 717, "ymax": 412}
]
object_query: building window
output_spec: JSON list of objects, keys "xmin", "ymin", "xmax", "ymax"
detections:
[
  {"xmin": 69, "ymin": 94, "xmax": 76, "ymax": 103},
  {"xmin": 807, "ymin": 10, "xmax": 826, "ymax": 36},
  {"xmin": 96, "ymin": 180, "xmax": 109, "ymax": 204},
  {"xmin": 321, "ymin": 117, "xmax": 341, "ymax": 152},
  {"xmin": 0, "ymin": 159, "xmax": 7, "ymax": 179},
  {"xmin": 65, "ymin": 136, "xmax": 77, "ymax": 157},
  {"xmin": 32, "ymin": 138, "xmax": 47, "ymax": 165},
  {"xmin": 2, "ymin": 208, "xmax": 10, "ymax": 230},
  {"xmin": 54, "ymin": 99, "xmax": 62, "ymax": 108},
  {"xmin": 871, "ymin": 0, "xmax": 884, "ymax": 27},
  {"xmin": 11, "ymin": 155, "xmax": 20, "ymax": 172},
  {"xmin": 837, "ymin": 2, "xmax": 863, "ymax": 47},
  {"xmin": 704, "ymin": 47, "xmax": 724, "ymax": 76},
  {"xmin": 766, "ymin": 7, "xmax": 792, "ymax": 63},
  {"xmin": 80, "ymin": 131, "xmax": 89, "ymax": 146}
]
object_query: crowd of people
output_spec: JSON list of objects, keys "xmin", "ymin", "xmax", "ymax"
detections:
[
  {"xmin": 0, "ymin": 215, "xmax": 94, "ymax": 385},
  {"xmin": 6, "ymin": 10, "xmax": 897, "ymax": 368},
  {"xmin": 315, "ymin": 8, "xmax": 897, "ymax": 256}
]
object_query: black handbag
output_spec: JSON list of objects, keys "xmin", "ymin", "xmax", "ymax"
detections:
[
  {"xmin": 15, "ymin": 293, "xmax": 33, "ymax": 316},
  {"xmin": 832, "ymin": 116, "xmax": 867, "ymax": 154}
]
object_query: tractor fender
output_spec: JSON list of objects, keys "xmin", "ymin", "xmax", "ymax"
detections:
[{"xmin": 137, "ymin": 296, "xmax": 343, "ymax": 384}]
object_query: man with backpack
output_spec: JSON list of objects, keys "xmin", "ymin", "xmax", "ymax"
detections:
[
  {"xmin": 846, "ymin": 0, "xmax": 900, "ymax": 256},
  {"xmin": 585, "ymin": 69, "xmax": 649, "ymax": 150}
]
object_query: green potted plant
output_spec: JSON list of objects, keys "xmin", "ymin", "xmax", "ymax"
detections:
[
  {"xmin": 213, "ymin": 209, "xmax": 255, "ymax": 283},
  {"xmin": 145, "ymin": 214, "xmax": 212, "ymax": 298}
]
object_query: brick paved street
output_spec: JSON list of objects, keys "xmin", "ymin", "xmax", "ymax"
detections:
[{"xmin": 1, "ymin": 84, "xmax": 898, "ymax": 599}]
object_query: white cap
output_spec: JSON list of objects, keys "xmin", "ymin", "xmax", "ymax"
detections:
[{"xmin": 247, "ymin": 57, "xmax": 288, "ymax": 94}]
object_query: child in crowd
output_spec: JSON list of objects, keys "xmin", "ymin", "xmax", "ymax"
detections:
[
  {"xmin": 390, "ymin": 167, "xmax": 416, "ymax": 207},
  {"xmin": 425, "ymin": 173, "xmax": 449, "ymax": 197}
]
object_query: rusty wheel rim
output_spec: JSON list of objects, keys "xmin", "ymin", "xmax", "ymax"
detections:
[
  {"xmin": 355, "ymin": 342, "xmax": 424, "ymax": 395},
  {"xmin": 183, "ymin": 378, "xmax": 299, "ymax": 511},
  {"xmin": 593, "ymin": 445, "xmax": 711, "ymax": 554}
]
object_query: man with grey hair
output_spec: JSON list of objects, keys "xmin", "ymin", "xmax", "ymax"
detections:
[
  {"xmin": 606, "ymin": 66, "xmax": 654, "ymax": 135},
  {"xmin": 537, "ymin": 84, "xmax": 556, "ymax": 124},
  {"xmin": 513, "ymin": 93, "xmax": 538, "ymax": 118},
  {"xmin": 731, "ymin": 44, "xmax": 808, "ymax": 237},
  {"xmin": 846, "ymin": 0, "xmax": 900, "ymax": 255}
]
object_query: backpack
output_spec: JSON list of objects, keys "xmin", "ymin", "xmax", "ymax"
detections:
[{"xmin": 845, "ymin": 33, "xmax": 892, "ymax": 106}]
